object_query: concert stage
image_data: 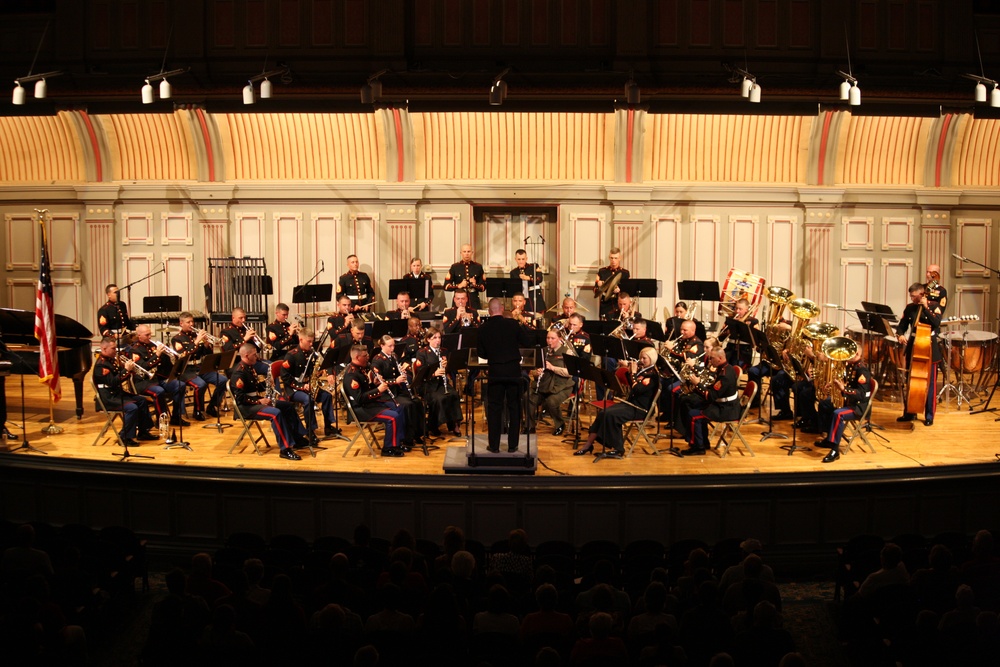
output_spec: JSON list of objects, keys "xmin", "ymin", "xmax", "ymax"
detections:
[{"xmin": 2, "ymin": 379, "xmax": 999, "ymax": 574}]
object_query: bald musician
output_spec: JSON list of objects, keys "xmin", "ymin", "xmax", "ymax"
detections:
[{"xmin": 444, "ymin": 244, "xmax": 486, "ymax": 310}]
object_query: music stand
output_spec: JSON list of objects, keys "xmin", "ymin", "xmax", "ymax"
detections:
[
  {"xmin": 678, "ymin": 280, "xmax": 721, "ymax": 328},
  {"xmin": 201, "ymin": 350, "xmax": 235, "ymax": 432},
  {"xmin": 563, "ymin": 354, "xmax": 589, "ymax": 446},
  {"xmin": 620, "ymin": 278, "xmax": 661, "ymax": 319},
  {"xmin": 861, "ymin": 300, "xmax": 898, "ymax": 324},
  {"xmin": 748, "ymin": 327, "xmax": 789, "ymax": 442},
  {"xmin": 643, "ymin": 320, "xmax": 666, "ymax": 341},
  {"xmin": 486, "ymin": 278, "xmax": 524, "ymax": 302},
  {"xmin": 292, "ymin": 283, "xmax": 334, "ymax": 317},
  {"xmin": 371, "ymin": 319, "xmax": 408, "ymax": 341},
  {"xmin": 390, "ymin": 278, "xmax": 433, "ymax": 304},
  {"xmin": 144, "ymin": 296, "xmax": 182, "ymax": 342},
  {"xmin": 162, "ymin": 355, "xmax": 193, "ymax": 451}
]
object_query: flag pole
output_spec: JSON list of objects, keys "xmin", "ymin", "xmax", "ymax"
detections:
[{"xmin": 42, "ymin": 389, "xmax": 62, "ymax": 434}]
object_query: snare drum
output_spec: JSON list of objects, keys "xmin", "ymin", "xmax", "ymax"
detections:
[{"xmin": 944, "ymin": 330, "xmax": 998, "ymax": 373}]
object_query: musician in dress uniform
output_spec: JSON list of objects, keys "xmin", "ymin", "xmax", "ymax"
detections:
[
  {"xmin": 170, "ymin": 312, "xmax": 226, "ymax": 420},
  {"xmin": 604, "ymin": 291, "xmax": 642, "ymax": 324},
  {"xmin": 128, "ymin": 324, "xmax": 186, "ymax": 426},
  {"xmin": 342, "ymin": 345, "xmax": 408, "ymax": 457},
  {"xmin": 574, "ymin": 347, "xmax": 659, "ymax": 459},
  {"xmin": 444, "ymin": 244, "xmax": 486, "ymax": 310},
  {"xmin": 413, "ymin": 328, "xmax": 463, "ymax": 437},
  {"xmin": 593, "ymin": 248, "xmax": 630, "ymax": 320},
  {"xmin": 279, "ymin": 328, "xmax": 336, "ymax": 441},
  {"xmin": 527, "ymin": 329, "xmax": 577, "ymax": 436},
  {"xmin": 924, "ymin": 264, "xmax": 948, "ymax": 317},
  {"xmin": 815, "ymin": 346, "xmax": 872, "ymax": 463},
  {"xmin": 230, "ymin": 343, "xmax": 308, "ymax": 461},
  {"xmin": 325, "ymin": 295, "xmax": 356, "ymax": 346},
  {"xmin": 373, "ymin": 335, "xmax": 425, "ymax": 448},
  {"xmin": 220, "ymin": 308, "xmax": 269, "ymax": 374},
  {"xmin": 265, "ymin": 303, "xmax": 300, "ymax": 362},
  {"xmin": 664, "ymin": 302, "xmax": 708, "ymax": 343},
  {"xmin": 93, "ymin": 337, "xmax": 156, "ymax": 446},
  {"xmin": 385, "ymin": 292, "xmax": 415, "ymax": 320},
  {"xmin": 510, "ymin": 293, "xmax": 540, "ymax": 329},
  {"xmin": 720, "ymin": 298, "xmax": 759, "ymax": 370},
  {"xmin": 403, "ymin": 257, "xmax": 434, "ymax": 311},
  {"xmin": 398, "ymin": 317, "xmax": 425, "ymax": 363},
  {"xmin": 511, "ymin": 249, "xmax": 547, "ymax": 313},
  {"xmin": 660, "ymin": 320, "xmax": 706, "ymax": 429},
  {"xmin": 443, "ymin": 289, "xmax": 481, "ymax": 334},
  {"xmin": 337, "ymin": 254, "xmax": 376, "ymax": 313},
  {"xmin": 334, "ymin": 321, "xmax": 374, "ymax": 356},
  {"xmin": 895, "ymin": 282, "xmax": 942, "ymax": 426},
  {"xmin": 677, "ymin": 347, "xmax": 742, "ymax": 456},
  {"xmin": 566, "ymin": 314, "xmax": 592, "ymax": 357},
  {"xmin": 97, "ymin": 284, "xmax": 134, "ymax": 338}
]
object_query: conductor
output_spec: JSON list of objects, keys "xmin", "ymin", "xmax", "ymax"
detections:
[{"xmin": 477, "ymin": 298, "xmax": 534, "ymax": 453}]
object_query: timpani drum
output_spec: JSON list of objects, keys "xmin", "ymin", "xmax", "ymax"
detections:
[
  {"xmin": 944, "ymin": 330, "xmax": 998, "ymax": 374},
  {"xmin": 884, "ymin": 334, "xmax": 906, "ymax": 370},
  {"xmin": 845, "ymin": 325, "xmax": 878, "ymax": 365}
]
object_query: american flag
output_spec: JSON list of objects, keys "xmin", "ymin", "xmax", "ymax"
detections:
[{"xmin": 34, "ymin": 218, "xmax": 60, "ymax": 401}]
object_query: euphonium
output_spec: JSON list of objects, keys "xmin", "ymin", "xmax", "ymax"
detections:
[
  {"xmin": 821, "ymin": 336, "xmax": 859, "ymax": 408},
  {"xmin": 802, "ymin": 322, "xmax": 841, "ymax": 401},
  {"xmin": 781, "ymin": 298, "xmax": 821, "ymax": 380}
]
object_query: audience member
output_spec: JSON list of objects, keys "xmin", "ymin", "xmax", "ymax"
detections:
[{"xmin": 857, "ymin": 543, "xmax": 908, "ymax": 598}]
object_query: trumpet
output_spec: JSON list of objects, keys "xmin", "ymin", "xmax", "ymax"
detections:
[
  {"xmin": 153, "ymin": 340, "xmax": 181, "ymax": 359},
  {"xmin": 118, "ymin": 354, "xmax": 154, "ymax": 380},
  {"xmin": 166, "ymin": 325, "xmax": 222, "ymax": 346}
]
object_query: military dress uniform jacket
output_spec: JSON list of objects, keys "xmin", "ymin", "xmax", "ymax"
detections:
[
  {"xmin": 444, "ymin": 261, "xmax": 486, "ymax": 309},
  {"xmin": 266, "ymin": 320, "xmax": 299, "ymax": 361},
  {"xmin": 93, "ymin": 354, "xmax": 139, "ymax": 410},
  {"xmin": 279, "ymin": 348, "xmax": 320, "ymax": 396},
  {"xmin": 840, "ymin": 362, "xmax": 873, "ymax": 419},
  {"xmin": 442, "ymin": 307, "xmax": 480, "ymax": 333},
  {"xmin": 337, "ymin": 271, "xmax": 375, "ymax": 309},
  {"xmin": 97, "ymin": 300, "xmax": 133, "ymax": 337}
]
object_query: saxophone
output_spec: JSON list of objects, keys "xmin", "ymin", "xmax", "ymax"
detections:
[{"xmin": 308, "ymin": 352, "xmax": 326, "ymax": 402}]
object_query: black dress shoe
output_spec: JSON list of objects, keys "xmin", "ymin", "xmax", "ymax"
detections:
[
  {"xmin": 486, "ymin": 446, "xmax": 500, "ymax": 453},
  {"xmin": 574, "ymin": 446, "xmax": 593, "ymax": 456},
  {"xmin": 449, "ymin": 429, "xmax": 462, "ymax": 437},
  {"xmin": 121, "ymin": 437, "xmax": 139, "ymax": 447},
  {"xmin": 170, "ymin": 418, "xmax": 191, "ymax": 427},
  {"xmin": 822, "ymin": 449, "xmax": 840, "ymax": 463},
  {"xmin": 401, "ymin": 442, "xmax": 413, "ymax": 452},
  {"xmin": 137, "ymin": 432, "xmax": 159, "ymax": 442},
  {"xmin": 279, "ymin": 449, "xmax": 302, "ymax": 461},
  {"xmin": 383, "ymin": 448, "xmax": 405, "ymax": 457},
  {"xmin": 324, "ymin": 425, "xmax": 340, "ymax": 436},
  {"xmin": 923, "ymin": 418, "xmax": 933, "ymax": 426},
  {"xmin": 206, "ymin": 406, "xmax": 220, "ymax": 418},
  {"xmin": 896, "ymin": 413, "xmax": 915, "ymax": 422},
  {"xmin": 553, "ymin": 425, "xmax": 565, "ymax": 436},
  {"xmin": 3, "ymin": 428, "xmax": 18, "ymax": 440},
  {"xmin": 773, "ymin": 410, "xmax": 794, "ymax": 421},
  {"xmin": 681, "ymin": 447, "xmax": 706, "ymax": 456},
  {"xmin": 192, "ymin": 411, "xmax": 206, "ymax": 421},
  {"xmin": 603, "ymin": 450, "xmax": 624, "ymax": 459}
]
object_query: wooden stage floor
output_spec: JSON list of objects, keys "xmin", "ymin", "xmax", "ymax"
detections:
[{"xmin": 3, "ymin": 378, "xmax": 999, "ymax": 477}]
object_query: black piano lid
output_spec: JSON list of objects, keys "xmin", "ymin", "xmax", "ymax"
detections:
[{"xmin": 0, "ymin": 308, "xmax": 93, "ymax": 340}]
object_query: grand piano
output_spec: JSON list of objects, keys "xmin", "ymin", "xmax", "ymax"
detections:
[{"xmin": 0, "ymin": 308, "xmax": 95, "ymax": 419}]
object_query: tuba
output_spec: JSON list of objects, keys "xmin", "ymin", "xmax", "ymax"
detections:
[
  {"xmin": 802, "ymin": 322, "xmax": 841, "ymax": 400},
  {"xmin": 763, "ymin": 286, "xmax": 795, "ymax": 361},
  {"xmin": 781, "ymin": 298, "xmax": 821, "ymax": 380},
  {"xmin": 821, "ymin": 336, "xmax": 859, "ymax": 408}
]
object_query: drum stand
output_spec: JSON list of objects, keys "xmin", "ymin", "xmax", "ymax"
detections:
[{"xmin": 939, "ymin": 328, "xmax": 974, "ymax": 409}]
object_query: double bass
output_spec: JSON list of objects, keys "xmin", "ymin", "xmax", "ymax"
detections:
[{"xmin": 905, "ymin": 322, "xmax": 933, "ymax": 416}]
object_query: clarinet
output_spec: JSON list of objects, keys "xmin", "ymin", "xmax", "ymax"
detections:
[
  {"xmin": 395, "ymin": 356, "xmax": 413, "ymax": 396},
  {"xmin": 372, "ymin": 367, "xmax": 398, "ymax": 406},
  {"xmin": 435, "ymin": 348, "xmax": 449, "ymax": 394},
  {"xmin": 536, "ymin": 347, "xmax": 546, "ymax": 392}
]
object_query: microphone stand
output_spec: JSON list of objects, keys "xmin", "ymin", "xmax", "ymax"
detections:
[
  {"xmin": 3, "ymin": 345, "xmax": 46, "ymax": 455},
  {"xmin": 116, "ymin": 264, "xmax": 166, "ymax": 358}
]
